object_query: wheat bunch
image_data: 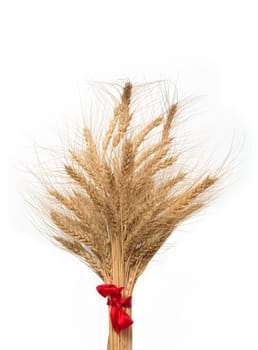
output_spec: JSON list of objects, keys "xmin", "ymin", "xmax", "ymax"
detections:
[{"xmin": 34, "ymin": 81, "xmax": 223, "ymax": 350}]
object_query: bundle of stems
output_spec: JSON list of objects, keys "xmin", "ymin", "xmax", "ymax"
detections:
[{"xmin": 36, "ymin": 81, "xmax": 221, "ymax": 350}]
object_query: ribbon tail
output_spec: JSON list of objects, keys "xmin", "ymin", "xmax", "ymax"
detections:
[
  {"xmin": 110, "ymin": 306, "xmax": 121, "ymax": 334},
  {"xmin": 117, "ymin": 308, "xmax": 134, "ymax": 331}
]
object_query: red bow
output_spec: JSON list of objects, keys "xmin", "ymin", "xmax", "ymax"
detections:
[{"xmin": 96, "ymin": 284, "xmax": 133, "ymax": 334}]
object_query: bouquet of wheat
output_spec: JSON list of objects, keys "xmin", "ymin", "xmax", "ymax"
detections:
[{"xmin": 31, "ymin": 80, "xmax": 224, "ymax": 350}]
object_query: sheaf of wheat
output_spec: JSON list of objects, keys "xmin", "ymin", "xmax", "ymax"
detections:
[{"xmin": 32, "ymin": 80, "xmax": 223, "ymax": 350}]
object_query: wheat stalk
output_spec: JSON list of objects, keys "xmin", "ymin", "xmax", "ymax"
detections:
[{"xmin": 33, "ymin": 80, "xmax": 223, "ymax": 350}]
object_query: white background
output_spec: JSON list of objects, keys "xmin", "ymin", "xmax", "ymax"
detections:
[{"xmin": 3, "ymin": 0, "xmax": 258, "ymax": 349}]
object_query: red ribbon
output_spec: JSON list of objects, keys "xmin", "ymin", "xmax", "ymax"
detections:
[{"xmin": 96, "ymin": 284, "xmax": 133, "ymax": 334}]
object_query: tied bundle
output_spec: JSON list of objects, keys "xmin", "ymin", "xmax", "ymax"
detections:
[{"xmin": 32, "ymin": 81, "xmax": 224, "ymax": 350}]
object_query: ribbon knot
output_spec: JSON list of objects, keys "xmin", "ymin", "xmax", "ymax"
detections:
[{"xmin": 96, "ymin": 284, "xmax": 133, "ymax": 334}]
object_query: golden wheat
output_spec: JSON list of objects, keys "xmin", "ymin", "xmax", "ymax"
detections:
[{"xmin": 34, "ymin": 80, "xmax": 222, "ymax": 350}]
